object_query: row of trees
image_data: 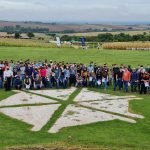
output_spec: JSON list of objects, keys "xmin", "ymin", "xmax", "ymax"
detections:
[
  {"xmin": 14, "ymin": 32, "xmax": 35, "ymax": 39},
  {"xmin": 61, "ymin": 33, "xmax": 150, "ymax": 42},
  {"xmin": 0, "ymin": 25, "xmax": 49, "ymax": 33}
]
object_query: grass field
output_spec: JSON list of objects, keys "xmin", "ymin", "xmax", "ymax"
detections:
[
  {"xmin": 0, "ymin": 46, "xmax": 150, "ymax": 150},
  {"xmin": 0, "ymin": 47, "xmax": 150, "ymax": 66},
  {"xmin": 0, "ymin": 88, "xmax": 150, "ymax": 150}
]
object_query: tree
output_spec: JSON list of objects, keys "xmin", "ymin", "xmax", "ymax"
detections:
[
  {"xmin": 16, "ymin": 25, "xmax": 21, "ymax": 29},
  {"xmin": 14, "ymin": 32, "xmax": 21, "ymax": 39},
  {"xmin": 7, "ymin": 31, "xmax": 14, "ymax": 35},
  {"xmin": 61, "ymin": 35, "xmax": 71, "ymax": 41},
  {"xmin": 27, "ymin": 32, "xmax": 35, "ymax": 38},
  {"xmin": 114, "ymin": 33, "xmax": 132, "ymax": 42},
  {"xmin": 98, "ymin": 33, "xmax": 113, "ymax": 42}
]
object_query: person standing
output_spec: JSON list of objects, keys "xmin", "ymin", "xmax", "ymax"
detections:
[
  {"xmin": 122, "ymin": 67, "xmax": 131, "ymax": 92},
  {"xmin": 131, "ymin": 68, "xmax": 138, "ymax": 92},
  {"xmin": 113, "ymin": 64, "xmax": 120, "ymax": 90},
  {"xmin": 54, "ymin": 66, "xmax": 61, "ymax": 89},
  {"xmin": 64, "ymin": 66, "xmax": 70, "ymax": 87},
  {"xmin": 102, "ymin": 66, "xmax": 109, "ymax": 90},
  {"xmin": 69, "ymin": 65, "xmax": 77, "ymax": 86},
  {"xmin": 140, "ymin": 71, "xmax": 149, "ymax": 94},
  {"xmin": 0, "ymin": 67, "xmax": 3, "ymax": 88},
  {"xmin": 25, "ymin": 63, "xmax": 34, "ymax": 88},
  {"xmin": 81, "ymin": 67, "xmax": 88, "ymax": 87},
  {"xmin": 4, "ymin": 67, "xmax": 13, "ymax": 91},
  {"xmin": 96, "ymin": 66, "xmax": 103, "ymax": 88},
  {"xmin": 40, "ymin": 66, "xmax": 47, "ymax": 88},
  {"xmin": 20, "ymin": 64, "xmax": 25, "ymax": 82}
]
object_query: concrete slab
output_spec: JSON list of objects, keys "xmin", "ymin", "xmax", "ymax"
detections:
[
  {"xmin": 49, "ymin": 104, "xmax": 136, "ymax": 133},
  {"xmin": 74, "ymin": 88, "xmax": 137, "ymax": 102},
  {"xmin": 30, "ymin": 87, "xmax": 76, "ymax": 101},
  {"xmin": 0, "ymin": 104, "xmax": 61, "ymax": 131},
  {"xmin": 0, "ymin": 91, "xmax": 57, "ymax": 107},
  {"xmin": 79, "ymin": 100, "xmax": 144, "ymax": 119}
]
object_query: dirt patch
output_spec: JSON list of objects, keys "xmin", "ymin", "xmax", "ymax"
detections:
[{"xmin": 7, "ymin": 147, "xmax": 86, "ymax": 150}]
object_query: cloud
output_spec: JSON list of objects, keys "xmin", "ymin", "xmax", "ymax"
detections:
[{"xmin": 0, "ymin": 0, "xmax": 149, "ymax": 23}]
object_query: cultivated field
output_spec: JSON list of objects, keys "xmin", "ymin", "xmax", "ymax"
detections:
[
  {"xmin": 102, "ymin": 42, "xmax": 150, "ymax": 50},
  {"xmin": 0, "ymin": 38, "xmax": 69, "ymax": 48}
]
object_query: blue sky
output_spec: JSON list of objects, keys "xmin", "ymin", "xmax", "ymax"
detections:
[{"xmin": 0, "ymin": 0, "xmax": 149, "ymax": 23}]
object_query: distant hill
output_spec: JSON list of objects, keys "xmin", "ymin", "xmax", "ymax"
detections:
[{"xmin": 0, "ymin": 21, "xmax": 150, "ymax": 33}]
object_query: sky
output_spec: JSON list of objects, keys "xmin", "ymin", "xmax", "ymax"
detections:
[{"xmin": 0, "ymin": 0, "xmax": 149, "ymax": 23}]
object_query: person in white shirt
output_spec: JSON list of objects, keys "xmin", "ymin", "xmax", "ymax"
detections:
[{"xmin": 4, "ymin": 67, "xmax": 13, "ymax": 91}]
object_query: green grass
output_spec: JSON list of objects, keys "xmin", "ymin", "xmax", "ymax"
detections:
[
  {"xmin": 0, "ymin": 87, "xmax": 150, "ymax": 150},
  {"xmin": 0, "ymin": 47, "xmax": 150, "ymax": 66},
  {"xmin": 0, "ymin": 90, "xmax": 16, "ymax": 102},
  {"xmin": 0, "ymin": 46, "xmax": 150, "ymax": 149}
]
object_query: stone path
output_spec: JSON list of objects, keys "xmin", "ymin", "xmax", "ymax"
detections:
[{"xmin": 0, "ymin": 88, "xmax": 144, "ymax": 133}]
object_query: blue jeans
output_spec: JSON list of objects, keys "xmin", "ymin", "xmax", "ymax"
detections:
[
  {"xmin": 61, "ymin": 78, "xmax": 67, "ymax": 89},
  {"xmin": 131, "ymin": 81, "xmax": 137, "ymax": 92},
  {"xmin": 65, "ymin": 77, "xmax": 69, "ymax": 87},
  {"xmin": 34, "ymin": 84, "xmax": 41, "ymax": 90},
  {"xmin": 0, "ymin": 78, "xmax": 2, "ymax": 88},
  {"xmin": 20, "ymin": 74, "xmax": 25, "ymax": 82},
  {"xmin": 123, "ymin": 81, "xmax": 129, "ymax": 92},
  {"xmin": 0, "ymin": 75, "xmax": 3, "ymax": 88},
  {"xmin": 114, "ymin": 78, "xmax": 122, "ymax": 90},
  {"xmin": 89, "ymin": 81, "xmax": 95, "ymax": 87},
  {"xmin": 41, "ymin": 77, "xmax": 46, "ymax": 87},
  {"xmin": 103, "ymin": 78, "xmax": 108, "ymax": 90},
  {"xmin": 55, "ymin": 79, "xmax": 60, "ymax": 89},
  {"xmin": 12, "ymin": 77, "xmax": 16, "ymax": 88},
  {"xmin": 49, "ymin": 77, "xmax": 53, "ymax": 88},
  {"xmin": 49, "ymin": 76, "xmax": 55, "ymax": 88}
]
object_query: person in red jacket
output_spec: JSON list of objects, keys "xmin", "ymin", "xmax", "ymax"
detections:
[
  {"xmin": 40, "ymin": 66, "xmax": 46, "ymax": 87},
  {"xmin": 122, "ymin": 67, "xmax": 131, "ymax": 92}
]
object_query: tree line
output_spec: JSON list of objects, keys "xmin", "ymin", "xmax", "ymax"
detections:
[
  {"xmin": 61, "ymin": 32, "xmax": 150, "ymax": 42},
  {"xmin": 0, "ymin": 25, "xmax": 49, "ymax": 33},
  {"xmin": 14, "ymin": 32, "xmax": 35, "ymax": 39}
]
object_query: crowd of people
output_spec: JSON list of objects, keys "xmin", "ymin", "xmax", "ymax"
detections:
[{"xmin": 0, "ymin": 60, "xmax": 150, "ymax": 95}]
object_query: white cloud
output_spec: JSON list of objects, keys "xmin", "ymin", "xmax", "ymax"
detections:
[{"xmin": 0, "ymin": 0, "xmax": 149, "ymax": 22}]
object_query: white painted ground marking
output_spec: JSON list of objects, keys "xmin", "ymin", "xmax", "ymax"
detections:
[
  {"xmin": 0, "ymin": 88, "xmax": 144, "ymax": 133},
  {"xmin": 0, "ymin": 104, "xmax": 61, "ymax": 131},
  {"xmin": 74, "ymin": 88, "xmax": 137, "ymax": 102},
  {"xmin": 79, "ymin": 100, "xmax": 144, "ymax": 119},
  {"xmin": 30, "ymin": 87, "xmax": 76, "ymax": 101},
  {"xmin": 74, "ymin": 88, "xmax": 109, "ymax": 102},
  {"xmin": 49, "ymin": 104, "xmax": 136, "ymax": 133},
  {"xmin": 0, "ymin": 91, "xmax": 57, "ymax": 107}
]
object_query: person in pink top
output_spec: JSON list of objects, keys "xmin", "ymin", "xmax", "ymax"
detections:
[
  {"xmin": 122, "ymin": 67, "xmax": 131, "ymax": 92},
  {"xmin": 40, "ymin": 66, "xmax": 46, "ymax": 87}
]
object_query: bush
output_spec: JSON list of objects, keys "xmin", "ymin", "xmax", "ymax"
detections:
[
  {"xmin": 15, "ymin": 32, "xmax": 21, "ymax": 39},
  {"xmin": 27, "ymin": 32, "xmax": 35, "ymax": 38}
]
